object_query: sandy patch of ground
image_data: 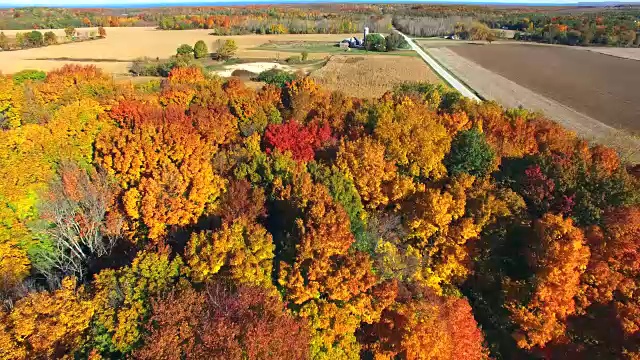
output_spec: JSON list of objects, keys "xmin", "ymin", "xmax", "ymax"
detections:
[
  {"xmin": 311, "ymin": 54, "xmax": 441, "ymax": 98},
  {"xmin": 213, "ymin": 62, "xmax": 293, "ymax": 77},
  {"xmin": 0, "ymin": 27, "xmax": 358, "ymax": 74},
  {"xmin": 427, "ymin": 47, "xmax": 640, "ymax": 162}
]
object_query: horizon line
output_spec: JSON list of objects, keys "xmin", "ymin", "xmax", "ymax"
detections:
[{"xmin": 1, "ymin": 0, "xmax": 639, "ymax": 9}]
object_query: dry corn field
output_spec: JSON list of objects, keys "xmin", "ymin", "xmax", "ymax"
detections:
[
  {"xmin": 0, "ymin": 27, "xmax": 359, "ymax": 74},
  {"xmin": 311, "ymin": 55, "xmax": 441, "ymax": 97}
]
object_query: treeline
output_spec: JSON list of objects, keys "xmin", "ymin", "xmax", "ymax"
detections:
[
  {"xmin": 157, "ymin": 14, "xmax": 393, "ymax": 35},
  {"xmin": 0, "ymin": 7, "xmax": 151, "ymax": 29},
  {"xmin": 2, "ymin": 5, "xmax": 639, "ymax": 47},
  {"xmin": 0, "ymin": 64, "xmax": 639, "ymax": 359},
  {"xmin": 0, "ymin": 5, "xmax": 390, "ymax": 31},
  {"xmin": 0, "ymin": 26, "xmax": 106, "ymax": 51},
  {"xmin": 393, "ymin": 16, "xmax": 473, "ymax": 37},
  {"xmin": 507, "ymin": 15, "xmax": 640, "ymax": 46}
]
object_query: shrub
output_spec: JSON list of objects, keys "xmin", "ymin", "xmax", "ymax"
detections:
[
  {"xmin": 44, "ymin": 31, "xmax": 57, "ymax": 45},
  {"xmin": 285, "ymin": 55, "xmax": 301, "ymax": 64},
  {"xmin": 445, "ymin": 128, "xmax": 495, "ymax": 177},
  {"xmin": 256, "ymin": 68, "xmax": 296, "ymax": 87},
  {"xmin": 98, "ymin": 26, "xmax": 106, "ymax": 38},
  {"xmin": 301, "ymin": 50, "xmax": 309, "ymax": 61},
  {"xmin": 567, "ymin": 30, "xmax": 582, "ymax": 46},
  {"xmin": 176, "ymin": 43, "xmax": 194, "ymax": 56},
  {"xmin": 15, "ymin": 32, "xmax": 26, "ymax": 48},
  {"xmin": 134, "ymin": 79, "xmax": 162, "ymax": 94},
  {"xmin": 486, "ymin": 32, "xmax": 497, "ymax": 44},
  {"xmin": 455, "ymin": 21, "xmax": 492, "ymax": 41},
  {"xmin": 215, "ymin": 39, "xmax": 238, "ymax": 60},
  {"xmin": 193, "ymin": 40, "xmax": 208, "ymax": 59},
  {"xmin": 130, "ymin": 57, "xmax": 179, "ymax": 77},
  {"xmin": 12, "ymin": 69, "xmax": 46, "ymax": 84},
  {"xmin": 0, "ymin": 32, "xmax": 9, "ymax": 50},
  {"xmin": 64, "ymin": 26, "xmax": 75, "ymax": 38},
  {"xmin": 393, "ymin": 82, "xmax": 457, "ymax": 111},
  {"xmin": 25, "ymin": 31, "xmax": 44, "ymax": 47},
  {"xmin": 174, "ymin": 54, "xmax": 197, "ymax": 69},
  {"xmin": 365, "ymin": 33, "xmax": 386, "ymax": 52},
  {"xmin": 619, "ymin": 30, "xmax": 637, "ymax": 47},
  {"xmin": 385, "ymin": 32, "xmax": 409, "ymax": 51}
]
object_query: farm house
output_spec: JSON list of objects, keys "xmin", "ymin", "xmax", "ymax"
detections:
[{"xmin": 339, "ymin": 27, "xmax": 370, "ymax": 48}]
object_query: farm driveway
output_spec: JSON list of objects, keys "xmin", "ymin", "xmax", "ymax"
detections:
[{"xmin": 396, "ymin": 30, "xmax": 479, "ymax": 101}]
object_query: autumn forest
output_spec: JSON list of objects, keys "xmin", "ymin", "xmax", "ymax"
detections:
[
  {"xmin": 0, "ymin": 64, "xmax": 638, "ymax": 360},
  {"xmin": 2, "ymin": 4, "xmax": 639, "ymax": 46}
]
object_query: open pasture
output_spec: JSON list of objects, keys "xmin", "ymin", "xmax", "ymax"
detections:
[
  {"xmin": 0, "ymin": 27, "xmax": 359, "ymax": 74},
  {"xmin": 451, "ymin": 43, "xmax": 640, "ymax": 132}
]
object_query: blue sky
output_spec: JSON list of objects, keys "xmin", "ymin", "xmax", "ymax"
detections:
[{"xmin": 2, "ymin": 0, "xmax": 639, "ymax": 6}]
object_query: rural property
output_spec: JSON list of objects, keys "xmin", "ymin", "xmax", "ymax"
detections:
[{"xmin": 3, "ymin": 4, "xmax": 640, "ymax": 360}]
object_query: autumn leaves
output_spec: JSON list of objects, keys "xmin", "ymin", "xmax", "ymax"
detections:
[{"xmin": 0, "ymin": 64, "xmax": 639, "ymax": 359}]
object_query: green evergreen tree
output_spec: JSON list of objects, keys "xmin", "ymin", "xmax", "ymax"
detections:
[{"xmin": 445, "ymin": 128, "xmax": 494, "ymax": 177}]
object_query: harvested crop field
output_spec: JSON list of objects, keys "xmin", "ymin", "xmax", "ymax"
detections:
[
  {"xmin": 311, "ymin": 55, "xmax": 441, "ymax": 97},
  {"xmin": 450, "ymin": 43, "xmax": 640, "ymax": 132},
  {"xmin": 0, "ymin": 27, "xmax": 358, "ymax": 74}
]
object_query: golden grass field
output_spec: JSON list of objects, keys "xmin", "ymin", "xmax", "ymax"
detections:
[
  {"xmin": 311, "ymin": 55, "xmax": 441, "ymax": 97},
  {"xmin": 0, "ymin": 27, "xmax": 360, "ymax": 74}
]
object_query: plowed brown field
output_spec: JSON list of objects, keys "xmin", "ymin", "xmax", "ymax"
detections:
[{"xmin": 451, "ymin": 44, "xmax": 640, "ymax": 132}]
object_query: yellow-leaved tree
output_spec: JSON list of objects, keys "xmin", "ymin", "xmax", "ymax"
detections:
[
  {"xmin": 373, "ymin": 96, "xmax": 451, "ymax": 179},
  {"xmin": 186, "ymin": 220, "xmax": 274, "ymax": 289},
  {"xmin": 0, "ymin": 277, "xmax": 94, "ymax": 359},
  {"xmin": 277, "ymin": 173, "xmax": 397, "ymax": 359}
]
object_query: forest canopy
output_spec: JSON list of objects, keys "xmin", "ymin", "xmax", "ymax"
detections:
[{"xmin": 0, "ymin": 64, "xmax": 639, "ymax": 360}]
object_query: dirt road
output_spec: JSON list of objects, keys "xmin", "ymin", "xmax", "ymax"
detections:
[{"xmin": 396, "ymin": 30, "xmax": 479, "ymax": 101}]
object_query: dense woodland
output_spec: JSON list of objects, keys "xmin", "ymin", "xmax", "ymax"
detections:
[
  {"xmin": 1, "ymin": 4, "xmax": 639, "ymax": 46},
  {"xmin": 0, "ymin": 62, "xmax": 639, "ymax": 359}
]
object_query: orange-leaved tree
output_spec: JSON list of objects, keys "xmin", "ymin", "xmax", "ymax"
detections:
[
  {"xmin": 507, "ymin": 213, "xmax": 590, "ymax": 349},
  {"xmin": 580, "ymin": 206, "xmax": 640, "ymax": 343},
  {"xmin": 359, "ymin": 284, "xmax": 488, "ymax": 360},
  {"xmin": 95, "ymin": 101, "xmax": 224, "ymax": 241}
]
